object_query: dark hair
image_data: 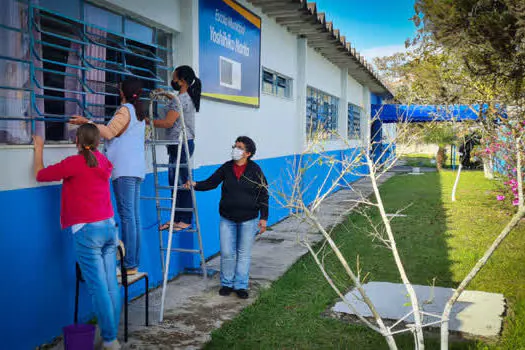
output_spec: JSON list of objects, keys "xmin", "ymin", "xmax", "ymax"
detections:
[
  {"xmin": 236, "ymin": 136, "xmax": 256, "ymax": 159},
  {"xmin": 77, "ymin": 124, "xmax": 100, "ymax": 168},
  {"xmin": 121, "ymin": 79, "xmax": 145, "ymax": 121},
  {"xmin": 174, "ymin": 65, "xmax": 202, "ymax": 112}
]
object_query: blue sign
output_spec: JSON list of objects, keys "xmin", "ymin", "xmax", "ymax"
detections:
[{"xmin": 199, "ymin": 0, "xmax": 261, "ymax": 107}]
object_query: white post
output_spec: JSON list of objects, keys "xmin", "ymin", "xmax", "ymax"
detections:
[
  {"xmin": 295, "ymin": 37, "xmax": 308, "ymax": 154},
  {"xmin": 339, "ymin": 68, "xmax": 349, "ymax": 140}
]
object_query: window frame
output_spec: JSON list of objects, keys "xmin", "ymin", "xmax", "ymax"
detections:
[
  {"xmin": 0, "ymin": 0, "xmax": 173, "ymax": 144},
  {"xmin": 306, "ymin": 86, "xmax": 339, "ymax": 139},
  {"xmin": 348, "ymin": 102, "xmax": 362, "ymax": 140},
  {"xmin": 261, "ymin": 67, "xmax": 293, "ymax": 99}
]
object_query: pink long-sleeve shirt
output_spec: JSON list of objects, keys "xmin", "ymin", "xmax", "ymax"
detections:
[{"xmin": 36, "ymin": 151, "xmax": 114, "ymax": 229}]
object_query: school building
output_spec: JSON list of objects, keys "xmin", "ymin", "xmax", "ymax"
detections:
[{"xmin": 0, "ymin": 0, "xmax": 393, "ymax": 348}]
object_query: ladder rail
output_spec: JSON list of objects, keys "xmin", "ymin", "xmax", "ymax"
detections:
[
  {"xmin": 149, "ymin": 90, "xmax": 208, "ymax": 323},
  {"xmin": 149, "ymin": 99, "xmax": 166, "ymax": 277},
  {"xmin": 183, "ymin": 124, "xmax": 208, "ymax": 282},
  {"xmin": 159, "ymin": 129, "xmax": 183, "ymax": 322}
]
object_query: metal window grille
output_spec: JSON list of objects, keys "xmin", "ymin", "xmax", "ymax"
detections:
[
  {"xmin": 306, "ymin": 86, "xmax": 339, "ymax": 139},
  {"xmin": 0, "ymin": 0, "xmax": 172, "ymax": 143},
  {"xmin": 348, "ymin": 103, "xmax": 362, "ymax": 139}
]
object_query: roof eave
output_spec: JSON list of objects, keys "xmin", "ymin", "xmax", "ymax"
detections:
[{"xmin": 246, "ymin": 0, "xmax": 394, "ymax": 98}]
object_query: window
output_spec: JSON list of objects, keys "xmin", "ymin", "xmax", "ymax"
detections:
[
  {"xmin": 262, "ymin": 68, "xmax": 292, "ymax": 98},
  {"xmin": 0, "ymin": 0, "xmax": 171, "ymax": 144},
  {"xmin": 220, "ymin": 56, "xmax": 241, "ymax": 90},
  {"xmin": 306, "ymin": 87, "xmax": 338, "ymax": 138},
  {"xmin": 348, "ymin": 103, "xmax": 362, "ymax": 139}
]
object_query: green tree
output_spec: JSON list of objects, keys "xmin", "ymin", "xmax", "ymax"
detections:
[
  {"xmin": 413, "ymin": 0, "xmax": 525, "ymax": 104},
  {"xmin": 422, "ymin": 123, "xmax": 457, "ymax": 170}
]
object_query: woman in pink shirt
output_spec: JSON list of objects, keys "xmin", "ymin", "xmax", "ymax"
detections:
[{"xmin": 34, "ymin": 124, "xmax": 121, "ymax": 350}]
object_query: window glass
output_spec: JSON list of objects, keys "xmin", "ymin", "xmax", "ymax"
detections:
[
  {"xmin": 40, "ymin": 0, "xmax": 81, "ymax": 20},
  {"xmin": 84, "ymin": 3, "xmax": 122, "ymax": 34},
  {"xmin": 125, "ymin": 19, "xmax": 153, "ymax": 45}
]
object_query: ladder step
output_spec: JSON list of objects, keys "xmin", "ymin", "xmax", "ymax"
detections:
[
  {"xmin": 159, "ymin": 207, "xmax": 195, "ymax": 212},
  {"xmin": 153, "ymin": 163, "xmax": 189, "ymax": 169},
  {"xmin": 156, "ymin": 186, "xmax": 190, "ymax": 191},
  {"xmin": 159, "ymin": 226, "xmax": 197, "ymax": 233},
  {"xmin": 146, "ymin": 140, "xmax": 181, "ymax": 146},
  {"xmin": 161, "ymin": 248, "xmax": 201, "ymax": 254},
  {"xmin": 141, "ymin": 196, "xmax": 173, "ymax": 201}
]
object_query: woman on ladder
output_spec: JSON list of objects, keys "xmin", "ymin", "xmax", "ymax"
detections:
[
  {"xmin": 70, "ymin": 79, "xmax": 146, "ymax": 276},
  {"xmin": 153, "ymin": 65, "xmax": 202, "ymax": 232}
]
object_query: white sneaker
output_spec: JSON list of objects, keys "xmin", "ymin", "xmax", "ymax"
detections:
[{"xmin": 103, "ymin": 340, "xmax": 121, "ymax": 350}]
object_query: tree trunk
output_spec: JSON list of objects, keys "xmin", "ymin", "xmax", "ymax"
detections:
[
  {"xmin": 436, "ymin": 146, "xmax": 446, "ymax": 171},
  {"xmin": 451, "ymin": 164, "xmax": 462, "ymax": 202},
  {"xmin": 483, "ymin": 156, "xmax": 494, "ymax": 179}
]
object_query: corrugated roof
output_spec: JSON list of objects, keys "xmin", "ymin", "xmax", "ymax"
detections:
[{"xmin": 246, "ymin": 0, "xmax": 393, "ymax": 97}]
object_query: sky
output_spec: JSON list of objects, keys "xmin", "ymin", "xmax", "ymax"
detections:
[{"xmin": 312, "ymin": 0, "xmax": 417, "ymax": 61}]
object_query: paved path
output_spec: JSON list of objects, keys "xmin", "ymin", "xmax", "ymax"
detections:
[{"xmin": 50, "ymin": 172, "xmax": 397, "ymax": 349}]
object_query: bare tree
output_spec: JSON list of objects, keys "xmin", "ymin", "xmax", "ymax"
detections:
[{"xmin": 269, "ymin": 106, "xmax": 442, "ymax": 350}]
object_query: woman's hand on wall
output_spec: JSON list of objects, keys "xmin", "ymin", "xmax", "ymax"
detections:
[
  {"xmin": 33, "ymin": 135, "xmax": 44, "ymax": 151},
  {"xmin": 258, "ymin": 219, "xmax": 267, "ymax": 234},
  {"xmin": 33, "ymin": 136, "xmax": 44, "ymax": 179}
]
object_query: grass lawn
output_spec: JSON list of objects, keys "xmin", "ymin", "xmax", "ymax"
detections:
[{"xmin": 204, "ymin": 171, "xmax": 525, "ymax": 349}]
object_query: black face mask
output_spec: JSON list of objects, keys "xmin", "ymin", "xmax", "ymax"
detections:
[{"xmin": 171, "ymin": 80, "xmax": 181, "ymax": 91}]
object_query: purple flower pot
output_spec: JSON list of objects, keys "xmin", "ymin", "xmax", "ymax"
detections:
[{"xmin": 63, "ymin": 324, "xmax": 96, "ymax": 350}]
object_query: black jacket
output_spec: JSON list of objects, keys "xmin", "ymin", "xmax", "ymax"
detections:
[{"xmin": 194, "ymin": 160, "xmax": 269, "ymax": 223}]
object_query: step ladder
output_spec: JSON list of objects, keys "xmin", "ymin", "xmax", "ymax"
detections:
[{"xmin": 146, "ymin": 90, "xmax": 207, "ymax": 322}]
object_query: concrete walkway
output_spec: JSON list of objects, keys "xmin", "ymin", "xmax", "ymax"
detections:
[{"xmin": 50, "ymin": 172, "xmax": 397, "ymax": 350}]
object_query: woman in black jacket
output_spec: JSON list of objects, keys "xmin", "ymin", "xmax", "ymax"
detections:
[{"xmin": 186, "ymin": 136, "xmax": 268, "ymax": 299}]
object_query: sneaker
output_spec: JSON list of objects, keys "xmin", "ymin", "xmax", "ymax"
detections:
[
  {"xmin": 103, "ymin": 339, "xmax": 121, "ymax": 350},
  {"xmin": 235, "ymin": 289, "xmax": 249, "ymax": 299},
  {"xmin": 219, "ymin": 286, "xmax": 233, "ymax": 296}
]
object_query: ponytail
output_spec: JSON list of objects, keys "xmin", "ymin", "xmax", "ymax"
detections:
[
  {"xmin": 130, "ymin": 95, "xmax": 146, "ymax": 121},
  {"xmin": 81, "ymin": 148, "xmax": 99, "ymax": 168},
  {"xmin": 121, "ymin": 79, "xmax": 146, "ymax": 121},
  {"xmin": 188, "ymin": 78, "xmax": 202, "ymax": 112},
  {"xmin": 174, "ymin": 66, "xmax": 202, "ymax": 112},
  {"xmin": 76, "ymin": 124, "xmax": 100, "ymax": 168}
]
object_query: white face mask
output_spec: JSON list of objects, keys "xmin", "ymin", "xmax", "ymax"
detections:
[{"xmin": 231, "ymin": 147, "xmax": 244, "ymax": 161}]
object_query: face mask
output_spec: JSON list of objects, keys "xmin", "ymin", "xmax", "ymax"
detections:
[
  {"xmin": 231, "ymin": 147, "xmax": 244, "ymax": 161},
  {"xmin": 171, "ymin": 80, "xmax": 181, "ymax": 91}
]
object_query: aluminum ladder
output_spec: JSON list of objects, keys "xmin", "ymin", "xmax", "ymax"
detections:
[{"xmin": 145, "ymin": 90, "xmax": 207, "ymax": 322}]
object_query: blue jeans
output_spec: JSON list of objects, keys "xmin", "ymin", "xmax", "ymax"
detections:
[
  {"xmin": 74, "ymin": 219, "xmax": 121, "ymax": 343},
  {"xmin": 219, "ymin": 216, "xmax": 258, "ymax": 290},
  {"xmin": 113, "ymin": 177, "xmax": 142, "ymax": 269},
  {"xmin": 167, "ymin": 140, "xmax": 195, "ymax": 225}
]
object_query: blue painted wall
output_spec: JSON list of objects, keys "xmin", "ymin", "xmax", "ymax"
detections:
[
  {"xmin": 0, "ymin": 149, "xmax": 365, "ymax": 350},
  {"xmin": 369, "ymin": 93, "xmax": 396, "ymax": 165}
]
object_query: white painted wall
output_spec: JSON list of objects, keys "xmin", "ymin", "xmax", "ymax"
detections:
[
  {"xmin": 0, "ymin": 0, "xmax": 378, "ymax": 191},
  {"xmin": 94, "ymin": 0, "xmax": 182, "ymax": 32},
  {"xmin": 0, "ymin": 144, "xmax": 168, "ymax": 192},
  {"xmin": 348, "ymin": 74, "xmax": 364, "ymax": 107},
  {"xmin": 362, "ymin": 86, "xmax": 372, "ymax": 148},
  {"xmin": 306, "ymin": 47, "xmax": 341, "ymax": 97}
]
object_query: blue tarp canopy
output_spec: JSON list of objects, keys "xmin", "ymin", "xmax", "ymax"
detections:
[{"xmin": 372, "ymin": 104, "xmax": 488, "ymax": 123}]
